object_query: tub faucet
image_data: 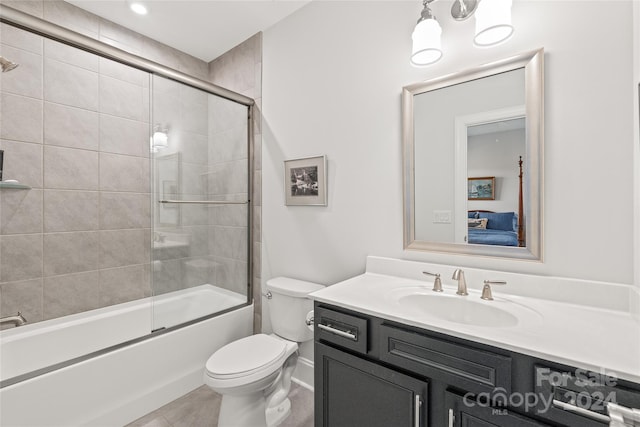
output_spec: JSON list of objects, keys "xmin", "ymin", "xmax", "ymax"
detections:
[
  {"xmin": 452, "ymin": 269, "xmax": 468, "ymax": 296},
  {"xmin": 0, "ymin": 312, "xmax": 27, "ymax": 327}
]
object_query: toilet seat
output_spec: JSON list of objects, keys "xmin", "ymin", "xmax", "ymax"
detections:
[{"xmin": 205, "ymin": 334, "xmax": 296, "ymax": 386}]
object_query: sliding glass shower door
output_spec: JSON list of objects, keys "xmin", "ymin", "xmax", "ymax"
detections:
[{"xmin": 150, "ymin": 74, "xmax": 251, "ymax": 330}]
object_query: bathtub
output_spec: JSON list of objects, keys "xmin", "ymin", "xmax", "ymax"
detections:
[{"xmin": 0, "ymin": 284, "xmax": 253, "ymax": 426}]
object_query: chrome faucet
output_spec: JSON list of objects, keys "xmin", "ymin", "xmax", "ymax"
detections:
[
  {"xmin": 0, "ymin": 312, "xmax": 27, "ymax": 327},
  {"xmin": 452, "ymin": 269, "xmax": 468, "ymax": 296}
]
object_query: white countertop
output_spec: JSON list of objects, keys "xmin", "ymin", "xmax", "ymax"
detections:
[{"xmin": 310, "ymin": 271, "xmax": 640, "ymax": 384}]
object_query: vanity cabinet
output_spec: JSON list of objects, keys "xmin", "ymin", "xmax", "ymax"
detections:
[
  {"xmin": 314, "ymin": 302, "xmax": 640, "ymax": 427},
  {"xmin": 316, "ymin": 342, "xmax": 428, "ymax": 427}
]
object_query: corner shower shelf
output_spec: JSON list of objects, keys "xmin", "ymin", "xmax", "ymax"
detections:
[{"xmin": 0, "ymin": 181, "xmax": 31, "ymax": 190}]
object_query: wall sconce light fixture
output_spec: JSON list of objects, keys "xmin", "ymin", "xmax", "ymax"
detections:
[
  {"xmin": 411, "ymin": 0, "xmax": 514, "ymax": 67},
  {"xmin": 411, "ymin": 0, "xmax": 443, "ymax": 67},
  {"xmin": 151, "ymin": 126, "xmax": 168, "ymax": 152},
  {"xmin": 472, "ymin": 0, "xmax": 514, "ymax": 47}
]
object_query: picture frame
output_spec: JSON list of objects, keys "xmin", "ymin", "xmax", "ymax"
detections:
[
  {"xmin": 284, "ymin": 155, "xmax": 327, "ymax": 206},
  {"xmin": 468, "ymin": 176, "xmax": 495, "ymax": 200}
]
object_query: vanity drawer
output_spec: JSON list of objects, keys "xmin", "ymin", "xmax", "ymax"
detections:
[
  {"xmin": 314, "ymin": 305, "xmax": 368, "ymax": 355},
  {"xmin": 379, "ymin": 324, "xmax": 512, "ymax": 395},
  {"xmin": 533, "ymin": 365, "xmax": 640, "ymax": 426}
]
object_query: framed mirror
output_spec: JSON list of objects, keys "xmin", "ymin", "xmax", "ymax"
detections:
[{"xmin": 402, "ymin": 49, "xmax": 544, "ymax": 260}]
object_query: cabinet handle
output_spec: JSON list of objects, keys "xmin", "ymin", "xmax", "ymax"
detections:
[
  {"xmin": 414, "ymin": 395, "xmax": 421, "ymax": 427},
  {"xmin": 317, "ymin": 323, "xmax": 357, "ymax": 341},
  {"xmin": 552, "ymin": 399, "xmax": 611, "ymax": 423},
  {"xmin": 448, "ymin": 408, "xmax": 454, "ymax": 427}
]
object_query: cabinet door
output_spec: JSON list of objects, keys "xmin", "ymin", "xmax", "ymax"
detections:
[
  {"xmin": 316, "ymin": 342, "xmax": 428, "ymax": 427},
  {"xmin": 445, "ymin": 391, "xmax": 551, "ymax": 427}
]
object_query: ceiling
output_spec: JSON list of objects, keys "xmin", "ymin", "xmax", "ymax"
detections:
[{"xmin": 65, "ymin": 0, "xmax": 310, "ymax": 62}]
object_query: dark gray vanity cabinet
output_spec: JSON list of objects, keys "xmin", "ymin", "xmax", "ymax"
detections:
[
  {"xmin": 445, "ymin": 391, "xmax": 549, "ymax": 426},
  {"xmin": 314, "ymin": 302, "xmax": 640, "ymax": 427},
  {"xmin": 316, "ymin": 342, "xmax": 428, "ymax": 427}
]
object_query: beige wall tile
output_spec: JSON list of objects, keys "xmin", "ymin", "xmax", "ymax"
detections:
[
  {"xmin": 0, "ymin": 23, "xmax": 43, "ymax": 54},
  {"xmin": 43, "ymin": 145, "xmax": 99, "ymax": 190},
  {"xmin": 99, "ymin": 114, "xmax": 148, "ymax": 157},
  {"xmin": 43, "ymin": 190, "xmax": 99, "ymax": 232},
  {"xmin": 206, "ymin": 160, "xmax": 248, "ymax": 196},
  {"xmin": 44, "ymin": 102, "xmax": 99, "ymax": 150},
  {"xmin": 1, "ymin": 189, "xmax": 43, "ymax": 235},
  {"xmin": 213, "ymin": 256, "xmax": 248, "ymax": 296},
  {"xmin": 209, "ymin": 226, "xmax": 247, "ymax": 261},
  {"xmin": 43, "ymin": 1, "xmax": 99, "ymax": 39},
  {"xmin": 152, "ymin": 258, "xmax": 182, "ymax": 295},
  {"xmin": 99, "ymin": 75, "xmax": 144, "ymax": 121},
  {"xmin": 43, "ymin": 231, "xmax": 99, "ymax": 276},
  {"xmin": 99, "ymin": 57, "xmax": 147, "ymax": 86},
  {"xmin": 0, "ymin": 234, "xmax": 43, "ymax": 282},
  {"xmin": 99, "ymin": 264, "xmax": 149, "ymax": 306},
  {"xmin": 0, "ymin": 44, "xmax": 43, "ymax": 99},
  {"xmin": 0, "ymin": 139, "xmax": 43, "ymax": 187},
  {"xmin": 0, "ymin": 278, "xmax": 43, "ymax": 327},
  {"xmin": 142, "ymin": 38, "xmax": 180, "ymax": 71},
  {"xmin": 44, "ymin": 58, "xmax": 99, "ymax": 111},
  {"xmin": 176, "ymin": 52, "xmax": 208, "ymax": 81},
  {"xmin": 43, "ymin": 271, "xmax": 100, "ymax": 319},
  {"xmin": 99, "ymin": 228, "xmax": 150, "ymax": 269},
  {"xmin": 99, "ymin": 192, "xmax": 150, "ymax": 230},
  {"xmin": 0, "ymin": 93, "xmax": 43, "ymax": 143},
  {"xmin": 44, "ymin": 38, "xmax": 98, "ymax": 71},
  {"xmin": 98, "ymin": 19, "xmax": 144, "ymax": 54},
  {"xmin": 99, "ymin": 152, "xmax": 150, "ymax": 193},
  {"xmin": 209, "ymin": 126, "xmax": 248, "ymax": 164},
  {"xmin": 173, "ymin": 130, "xmax": 207, "ymax": 165}
]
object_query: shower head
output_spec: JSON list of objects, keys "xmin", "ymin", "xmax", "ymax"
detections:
[{"xmin": 0, "ymin": 56, "xmax": 19, "ymax": 73}]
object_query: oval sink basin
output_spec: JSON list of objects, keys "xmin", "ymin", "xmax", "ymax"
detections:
[{"xmin": 397, "ymin": 293, "xmax": 518, "ymax": 327}]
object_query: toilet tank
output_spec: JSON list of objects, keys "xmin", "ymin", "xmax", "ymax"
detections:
[{"xmin": 266, "ymin": 277, "xmax": 325, "ymax": 342}]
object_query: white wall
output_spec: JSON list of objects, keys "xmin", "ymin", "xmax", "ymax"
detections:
[
  {"xmin": 262, "ymin": 1, "xmax": 635, "ymax": 286},
  {"xmin": 467, "ymin": 128, "xmax": 525, "ymax": 214}
]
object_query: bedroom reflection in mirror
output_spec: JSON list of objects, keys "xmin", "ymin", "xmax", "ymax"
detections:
[{"xmin": 466, "ymin": 119, "xmax": 525, "ymax": 248}]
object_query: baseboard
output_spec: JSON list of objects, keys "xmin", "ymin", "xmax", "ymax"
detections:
[{"xmin": 292, "ymin": 356, "xmax": 314, "ymax": 391}]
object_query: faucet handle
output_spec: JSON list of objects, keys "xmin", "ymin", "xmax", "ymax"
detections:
[
  {"xmin": 422, "ymin": 271, "xmax": 443, "ymax": 292},
  {"xmin": 481, "ymin": 280, "xmax": 507, "ymax": 300}
]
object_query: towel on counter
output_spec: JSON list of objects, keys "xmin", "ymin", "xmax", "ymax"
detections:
[{"xmin": 609, "ymin": 403, "xmax": 640, "ymax": 427}]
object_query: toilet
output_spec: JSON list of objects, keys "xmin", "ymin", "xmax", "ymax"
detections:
[{"xmin": 204, "ymin": 277, "xmax": 324, "ymax": 427}]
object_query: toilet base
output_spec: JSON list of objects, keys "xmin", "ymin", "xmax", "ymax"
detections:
[
  {"xmin": 266, "ymin": 397, "xmax": 291, "ymax": 427},
  {"xmin": 218, "ymin": 391, "xmax": 266, "ymax": 427},
  {"xmin": 217, "ymin": 394, "xmax": 292, "ymax": 427}
]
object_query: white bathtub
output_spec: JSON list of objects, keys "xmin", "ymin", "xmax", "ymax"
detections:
[{"xmin": 0, "ymin": 284, "xmax": 253, "ymax": 426}]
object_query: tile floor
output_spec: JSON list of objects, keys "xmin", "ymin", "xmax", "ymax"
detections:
[{"xmin": 126, "ymin": 383, "xmax": 314, "ymax": 427}]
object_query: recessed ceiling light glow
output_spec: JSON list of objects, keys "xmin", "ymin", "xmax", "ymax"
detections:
[{"xmin": 129, "ymin": 2, "xmax": 148, "ymax": 15}]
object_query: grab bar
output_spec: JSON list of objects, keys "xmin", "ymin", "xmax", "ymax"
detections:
[{"xmin": 159, "ymin": 200, "xmax": 248, "ymax": 205}]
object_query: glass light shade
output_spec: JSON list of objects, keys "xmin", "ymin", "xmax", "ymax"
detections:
[
  {"xmin": 411, "ymin": 18, "xmax": 443, "ymax": 67},
  {"xmin": 474, "ymin": 0, "xmax": 514, "ymax": 47},
  {"xmin": 152, "ymin": 131, "xmax": 168, "ymax": 148}
]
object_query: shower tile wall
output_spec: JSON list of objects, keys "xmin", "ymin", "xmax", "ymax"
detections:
[
  {"xmin": 0, "ymin": 0, "xmax": 260, "ymax": 327},
  {"xmin": 0, "ymin": 26, "xmax": 151, "ymax": 326}
]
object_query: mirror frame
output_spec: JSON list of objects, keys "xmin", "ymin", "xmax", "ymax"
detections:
[{"xmin": 402, "ymin": 48, "xmax": 544, "ymax": 261}]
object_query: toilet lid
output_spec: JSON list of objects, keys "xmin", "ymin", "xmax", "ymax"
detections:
[{"xmin": 206, "ymin": 334, "xmax": 287, "ymax": 379}]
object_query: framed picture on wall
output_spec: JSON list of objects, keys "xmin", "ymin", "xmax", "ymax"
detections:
[
  {"xmin": 468, "ymin": 177, "xmax": 495, "ymax": 200},
  {"xmin": 284, "ymin": 155, "xmax": 327, "ymax": 206}
]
